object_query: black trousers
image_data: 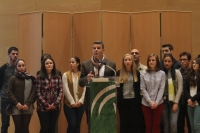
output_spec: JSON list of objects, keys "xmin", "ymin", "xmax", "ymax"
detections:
[
  {"xmin": 117, "ymin": 98, "xmax": 145, "ymax": 133},
  {"xmin": 37, "ymin": 110, "xmax": 60, "ymax": 133},
  {"xmin": 177, "ymin": 104, "xmax": 191, "ymax": 133}
]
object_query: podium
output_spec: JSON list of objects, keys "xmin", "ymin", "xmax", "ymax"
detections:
[{"xmin": 89, "ymin": 76, "xmax": 120, "ymax": 133}]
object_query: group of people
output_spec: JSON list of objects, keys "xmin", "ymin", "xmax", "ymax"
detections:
[
  {"xmin": 116, "ymin": 44, "xmax": 200, "ymax": 133},
  {"xmin": 0, "ymin": 47, "xmax": 85, "ymax": 133},
  {"xmin": 0, "ymin": 42, "xmax": 199, "ymax": 133}
]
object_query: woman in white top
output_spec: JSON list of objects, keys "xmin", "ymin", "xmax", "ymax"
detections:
[
  {"xmin": 162, "ymin": 54, "xmax": 183, "ymax": 133},
  {"xmin": 184, "ymin": 58, "xmax": 200, "ymax": 133},
  {"xmin": 62, "ymin": 56, "xmax": 86, "ymax": 133},
  {"xmin": 140, "ymin": 53, "xmax": 165, "ymax": 133}
]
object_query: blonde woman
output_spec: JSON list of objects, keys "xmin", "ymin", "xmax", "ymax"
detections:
[{"xmin": 117, "ymin": 53, "xmax": 142, "ymax": 133}]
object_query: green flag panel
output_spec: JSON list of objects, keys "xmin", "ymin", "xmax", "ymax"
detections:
[{"xmin": 90, "ymin": 82, "xmax": 116, "ymax": 133}]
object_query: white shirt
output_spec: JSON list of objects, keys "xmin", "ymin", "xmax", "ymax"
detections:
[{"xmin": 62, "ymin": 73, "xmax": 86, "ymax": 105}]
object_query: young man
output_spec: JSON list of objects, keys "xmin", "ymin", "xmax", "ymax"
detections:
[
  {"xmin": 161, "ymin": 44, "xmax": 181, "ymax": 69},
  {"xmin": 79, "ymin": 41, "xmax": 116, "ymax": 133},
  {"xmin": 0, "ymin": 47, "xmax": 18, "ymax": 133},
  {"xmin": 177, "ymin": 52, "xmax": 191, "ymax": 133}
]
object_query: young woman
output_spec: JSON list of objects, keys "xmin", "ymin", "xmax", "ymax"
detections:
[
  {"xmin": 162, "ymin": 54, "xmax": 183, "ymax": 133},
  {"xmin": 140, "ymin": 53, "xmax": 165, "ymax": 133},
  {"xmin": 62, "ymin": 56, "xmax": 86, "ymax": 133},
  {"xmin": 36, "ymin": 57, "xmax": 63, "ymax": 133},
  {"xmin": 117, "ymin": 53, "xmax": 141, "ymax": 133},
  {"xmin": 8, "ymin": 59, "xmax": 35, "ymax": 133},
  {"xmin": 37, "ymin": 54, "xmax": 62, "ymax": 77},
  {"xmin": 184, "ymin": 58, "xmax": 200, "ymax": 133}
]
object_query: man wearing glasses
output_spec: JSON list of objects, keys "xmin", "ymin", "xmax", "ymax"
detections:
[
  {"xmin": 177, "ymin": 52, "xmax": 191, "ymax": 133},
  {"xmin": 161, "ymin": 44, "xmax": 181, "ymax": 69},
  {"xmin": 131, "ymin": 49, "xmax": 147, "ymax": 73}
]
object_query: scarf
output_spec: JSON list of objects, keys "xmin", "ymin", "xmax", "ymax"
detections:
[
  {"xmin": 15, "ymin": 71, "xmax": 36, "ymax": 83},
  {"xmin": 163, "ymin": 67, "xmax": 176, "ymax": 101},
  {"xmin": 91, "ymin": 55, "xmax": 105, "ymax": 76}
]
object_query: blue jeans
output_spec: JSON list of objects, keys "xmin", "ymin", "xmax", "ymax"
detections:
[
  {"xmin": 187, "ymin": 105, "xmax": 200, "ymax": 133},
  {"xmin": 64, "ymin": 104, "xmax": 84, "ymax": 133},
  {"xmin": 37, "ymin": 110, "xmax": 60, "ymax": 133},
  {"xmin": 162, "ymin": 101, "xmax": 180, "ymax": 133},
  {"xmin": 1, "ymin": 101, "xmax": 10, "ymax": 133}
]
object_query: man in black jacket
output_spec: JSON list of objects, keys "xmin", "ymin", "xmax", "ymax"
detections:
[
  {"xmin": 0, "ymin": 46, "xmax": 18, "ymax": 133},
  {"xmin": 160, "ymin": 44, "xmax": 181, "ymax": 69}
]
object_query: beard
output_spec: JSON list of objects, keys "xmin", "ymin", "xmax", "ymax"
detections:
[{"xmin": 10, "ymin": 57, "xmax": 17, "ymax": 62}]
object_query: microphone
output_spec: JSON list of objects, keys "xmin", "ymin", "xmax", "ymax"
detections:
[{"xmin": 98, "ymin": 60, "xmax": 116, "ymax": 76}]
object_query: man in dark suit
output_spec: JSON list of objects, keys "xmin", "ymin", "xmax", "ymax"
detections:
[{"xmin": 79, "ymin": 41, "xmax": 116, "ymax": 132}]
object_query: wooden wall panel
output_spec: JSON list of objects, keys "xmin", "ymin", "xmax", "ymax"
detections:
[
  {"xmin": 131, "ymin": 11, "xmax": 160, "ymax": 64},
  {"xmin": 0, "ymin": 0, "xmax": 35, "ymax": 66},
  {"xmin": 161, "ymin": 11, "xmax": 192, "ymax": 60},
  {"xmin": 43, "ymin": 11, "xmax": 72, "ymax": 73},
  {"xmin": 18, "ymin": 12, "xmax": 42, "ymax": 133},
  {"xmin": 42, "ymin": 11, "xmax": 72, "ymax": 133},
  {"xmin": 35, "ymin": 0, "xmax": 101, "ymax": 12},
  {"xmin": 102, "ymin": 11, "xmax": 130, "ymax": 70},
  {"xmin": 18, "ymin": 12, "xmax": 42, "ymax": 76},
  {"xmin": 73, "ymin": 11, "xmax": 101, "ymax": 63}
]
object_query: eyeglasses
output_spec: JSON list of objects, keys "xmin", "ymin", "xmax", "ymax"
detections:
[
  {"xmin": 131, "ymin": 52, "xmax": 139, "ymax": 55},
  {"xmin": 179, "ymin": 59, "xmax": 188, "ymax": 62}
]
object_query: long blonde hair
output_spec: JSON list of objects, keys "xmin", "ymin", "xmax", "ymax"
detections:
[{"xmin": 120, "ymin": 53, "xmax": 138, "ymax": 83}]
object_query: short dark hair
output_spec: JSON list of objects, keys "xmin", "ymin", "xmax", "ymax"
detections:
[
  {"xmin": 71, "ymin": 56, "xmax": 81, "ymax": 71},
  {"xmin": 146, "ymin": 53, "xmax": 161, "ymax": 72},
  {"xmin": 197, "ymin": 54, "xmax": 200, "ymax": 58},
  {"xmin": 41, "ymin": 54, "xmax": 52, "ymax": 64},
  {"xmin": 8, "ymin": 47, "xmax": 18, "ymax": 54},
  {"xmin": 39, "ymin": 57, "xmax": 58, "ymax": 79},
  {"xmin": 162, "ymin": 44, "xmax": 173, "ymax": 50},
  {"xmin": 179, "ymin": 52, "xmax": 191, "ymax": 61},
  {"xmin": 93, "ymin": 41, "xmax": 104, "ymax": 49}
]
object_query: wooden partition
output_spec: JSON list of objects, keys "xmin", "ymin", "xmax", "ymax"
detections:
[
  {"xmin": 161, "ymin": 11, "xmax": 192, "ymax": 59},
  {"xmin": 43, "ymin": 11, "xmax": 72, "ymax": 73},
  {"xmin": 18, "ymin": 12, "xmax": 42, "ymax": 133},
  {"xmin": 102, "ymin": 11, "xmax": 131, "ymax": 70},
  {"xmin": 17, "ymin": 10, "xmax": 192, "ymax": 133},
  {"xmin": 131, "ymin": 11, "xmax": 161, "ymax": 64},
  {"xmin": 73, "ymin": 11, "xmax": 101, "ymax": 62},
  {"xmin": 18, "ymin": 12, "xmax": 42, "ymax": 76}
]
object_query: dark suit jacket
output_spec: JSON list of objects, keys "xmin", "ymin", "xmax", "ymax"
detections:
[
  {"xmin": 116, "ymin": 70, "xmax": 141, "ymax": 105},
  {"xmin": 79, "ymin": 58, "xmax": 116, "ymax": 110}
]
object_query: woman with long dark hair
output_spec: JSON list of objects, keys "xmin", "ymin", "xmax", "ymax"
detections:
[
  {"xmin": 36, "ymin": 57, "xmax": 63, "ymax": 133},
  {"xmin": 140, "ymin": 53, "xmax": 165, "ymax": 133},
  {"xmin": 62, "ymin": 56, "xmax": 86, "ymax": 133},
  {"xmin": 162, "ymin": 54, "xmax": 183, "ymax": 133},
  {"xmin": 185, "ymin": 58, "xmax": 200, "ymax": 133},
  {"xmin": 8, "ymin": 59, "xmax": 35, "ymax": 133}
]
